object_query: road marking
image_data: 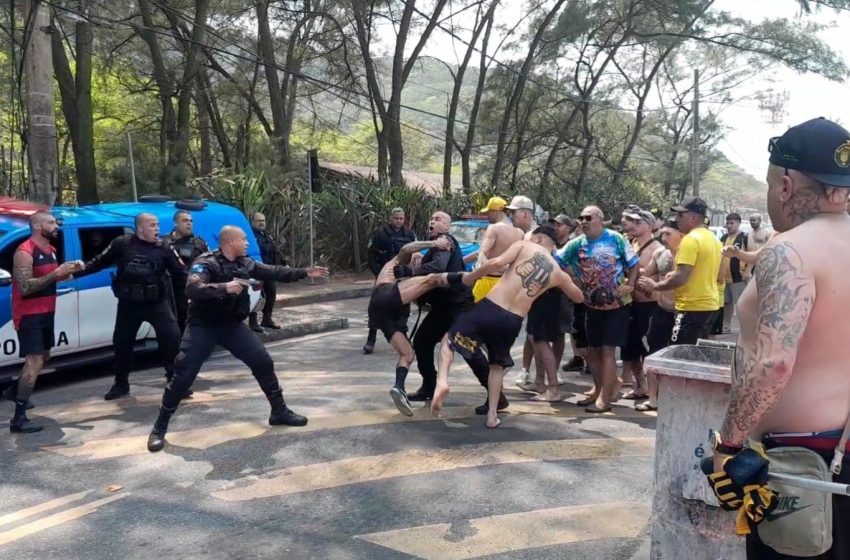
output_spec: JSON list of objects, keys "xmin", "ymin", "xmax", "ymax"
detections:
[
  {"xmin": 43, "ymin": 404, "xmax": 654, "ymax": 460},
  {"xmin": 0, "ymin": 491, "xmax": 91, "ymax": 528},
  {"xmin": 213, "ymin": 437, "xmax": 652, "ymax": 501},
  {"xmin": 0, "ymin": 493, "xmax": 128, "ymax": 547},
  {"xmin": 356, "ymin": 501, "xmax": 650, "ymax": 560}
]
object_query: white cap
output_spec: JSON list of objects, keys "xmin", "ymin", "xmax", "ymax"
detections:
[{"xmin": 506, "ymin": 195, "xmax": 534, "ymax": 211}]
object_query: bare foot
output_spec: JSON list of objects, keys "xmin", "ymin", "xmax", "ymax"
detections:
[
  {"xmin": 486, "ymin": 415, "xmax": 502, "ymax": 429},
  {"xmin": 431, "ymin": 382, "xmax": 450, "ymax": 416},
  {"xmin": 520, "ymin": 383, "xmax": 546, "ymax": 394},
  {"xmin": 531, "ymin": 389, "xmax": 562, "ymax": 402},
  {"xmin": 583, "ymin": 385, "xmax": 597, "ymax": 396}
]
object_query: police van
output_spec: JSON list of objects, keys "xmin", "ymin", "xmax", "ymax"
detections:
[{"xmin": 0, "ymin": 197, "xmax": 262, "ymax": 381}]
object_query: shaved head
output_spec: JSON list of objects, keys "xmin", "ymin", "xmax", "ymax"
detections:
[
  {"xmin": 134, "ymin": 212, "xmax": 160, "ymax": 242},
  {"xmin": 219, "ymin": 225, "xmax": 249, "ymax": 259},
  {"xmin": 219, "ymin": 225, "xmax": 245, "ymax": 243},
  {"xmin": 135, "ymin": 212, "xmax": 157, "ymax": 228},
  {"xmin": 29, "ymin": 211, "xmax": 53, "ymax": 229},
  {"xmin": 29, "ymin": 211, "xmax": 59, "ymax": 241}
]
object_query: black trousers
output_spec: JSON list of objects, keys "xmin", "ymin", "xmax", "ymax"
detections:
[
  {"xmin": 172, "ymin": 284, "xmax": 189, "ymax": 332},
  {"xmin": 413, "ymin": 304, "xmax": 487, "ymax": 393},
  {"xmin": 161, "ymin": 321, "xmax": 284, "ymax": 412},
  {"xmin": 113, "ymin": 299, "xmax": 180, "ymax": 387},
  {"xmin": 261, "ymin": 280, "xmax": 277, "ymax": 319}
]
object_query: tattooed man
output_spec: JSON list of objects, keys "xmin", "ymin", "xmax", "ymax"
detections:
[
  {"xmin": 7, "ymin": 212, "xmax": 82, "ymax": 432},
  {"xmin": 430, "ymin": 225, "xmax": 583, "ymax": 428},
  {"xmin": 712, "ymin": 118, "xmax": 850, "ymax": 559}
]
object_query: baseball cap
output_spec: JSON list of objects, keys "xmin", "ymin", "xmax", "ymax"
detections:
[
  {"xmin": 670, "ymin": 196, "xmax": 708, "ymax": 216},
  {"xmin": 768, "ymin": 117, "xmax": 850, "ymax": 187},
  {"xmin": 549, "ymin": 214, "xmax": 575, "ymax": 227},
  {"xmin": 662, "ymin": 217, "xmax": 681, "ymax": 231},
  {"xmin": 622, "ymin": 204, "xmax": 642, "ymax": 215},
  {"xmin": 506, "ymin": 195, "xmax": 534, "ymax": 211},
  {"xmin": 622, "ymin": 209, "xmax": 655, "ymax": 224},
  {"xmin": 533, "ymin": 224, "xmax": 559, "ymax": 244},
  {"xmin": 480, "ymin": 196, "xmax": 508, "ymax": 213}
]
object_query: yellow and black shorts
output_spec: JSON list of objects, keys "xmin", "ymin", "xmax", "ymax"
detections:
[{"xmin": 472, "ymin": 275, "xmax": 501, "ymax": 303}]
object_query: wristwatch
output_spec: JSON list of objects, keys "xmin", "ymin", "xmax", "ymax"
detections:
[{"xmin": 709, "ymin": 429, "xmax": 743, "ymax": 455}]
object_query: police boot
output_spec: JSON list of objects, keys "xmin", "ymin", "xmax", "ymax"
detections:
[
  {"xmin": 147, "ymin": 406, "xmax": 175, "ymax": 453},
  {"xmin": 2, "ymin": 379, "xmax": 34, "ymax": 409},
  {"xmin": 104, "ymin": 379, "xmax": 131, "ymax": 401},
  {"xmin": 260, "ymin": 315, "xmax": 280, "ymax": 330},
  {"xmin": 267, "ymin": 391, "xmax": 308, "ymax": 427},
  {"xmin": 248, "ymin": 313, "xmax": 263, "ymax": 333},
  {"xmin": 10, "ymin": 400, "xmax": 42, "ymax": 433}
]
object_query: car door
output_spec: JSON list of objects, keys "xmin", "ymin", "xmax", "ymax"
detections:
[
  {"xmin": 75, "ymin": 225, "xmax": 152, "ymax": 349},
  {"xmin": 0, "ymin": 231, "xmax": 80, "ymax": 368}
]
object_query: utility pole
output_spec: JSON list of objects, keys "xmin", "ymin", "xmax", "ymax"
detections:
[
  {"xmin": 691, "ymin": 69, "xmax": 700, "ymax": 198},
  {"xmin": 23, "ymin": 0, "xmax": 59, "ymax": 206}
]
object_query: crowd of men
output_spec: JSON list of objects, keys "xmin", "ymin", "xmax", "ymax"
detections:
[{"xmin": 4, "ymin": 209, "xmax": 328, "ymax": 452}]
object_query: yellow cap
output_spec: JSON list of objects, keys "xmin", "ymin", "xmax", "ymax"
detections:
[{"xmin": 480, "ymin": 196, "xmax": 508, "ymax": 213}]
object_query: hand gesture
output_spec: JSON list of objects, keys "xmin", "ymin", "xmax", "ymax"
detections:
[
  {"xmin": 225, "ymin": 280, "xmax": 247, "ymax": 295},
  {"xmin": 306, "ymin": 266, "xmax": 329, "ymax": 279},
  {"xmin": 637, "ymin": 276, "xmax": 657, "ymax": 292},
  {"xmin": 56, "ymin": 261, "xmax": 79, "ymax": 279},
  {"xmin": 433, "ymin": 236, "xmax": 452, "ymax": 251},
  {"xmin": 617, "ymin": 283, "xmax": 633, "ymax": 297},
  {"xmin": 722, "ymin": 245, "xmax": 741, "ymax": 258}
]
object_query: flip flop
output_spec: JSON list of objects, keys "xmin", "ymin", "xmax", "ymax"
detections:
[
  {"xmin": 576, "ymin": 396, "xmax": 596, "ymax": 407},
  {"xmin": 622, "ymin": 392, "xmax": 649, "ymax": 401},
  {"xmin": 585, "ymin": 404, "xmax": 612, "ymax": 414},
  {"xmin": 635, "ymin": 403, "xmax": 658, "ymax": 412}
]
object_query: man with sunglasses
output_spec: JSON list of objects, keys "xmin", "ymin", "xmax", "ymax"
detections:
[
  {"xmin": 556, "ymin": 206, "xmax": 639, "ymax": 413},
  {"xmin": 706, "ymin": 118, "xmax": 850, "ymax": 559}
]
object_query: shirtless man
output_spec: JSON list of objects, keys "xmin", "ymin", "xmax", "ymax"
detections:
[
  {"xmin": 709, "ymin": 118, "xmax": 850, "ymax": 557},
  {"xmin": 367, "ymin": 237, "xmax": 451, "ymax": 416},
  {"xmin": 471, "ymin": 197, "xmax": 524, "ymax": 302},
  {"xmin": 430, "ymin": 225, "xmax": 584, "ymax": 428},
  {"xmin": 620, "ymin": 209, "xmax": 662, "ymax": 400}
]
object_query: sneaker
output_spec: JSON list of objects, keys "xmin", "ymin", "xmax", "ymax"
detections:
[
  {"xmin": 389, "ymin": 387, "xmax": 414, "ymax": 417},
  {"xmin": 474, "ymin": 394, "xmax": 509, "ymax": 415},
  {"xmin": 561, "ymin": 356, "xmax": 585, "ymax": 372},
  {"xmin": 514, "ymin": 369, "xmax": 531, "ymax": 388},
  {"xmin": 407, "ymin": 388, "xmax": 434, "ymax": 402}
]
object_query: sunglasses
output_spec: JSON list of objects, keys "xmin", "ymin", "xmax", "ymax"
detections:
[{"xmin": 579, "ymin": 215, "xmax": 594, "ymax": 222}]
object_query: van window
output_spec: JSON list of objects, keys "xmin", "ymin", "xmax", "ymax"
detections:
[
  {"xmin": 0, "ymin": 234, "xmax": 65, "ymax": 274},
  {"xmin": 79, "ymin": 227, "xmax": 131, "ymax": 262}
]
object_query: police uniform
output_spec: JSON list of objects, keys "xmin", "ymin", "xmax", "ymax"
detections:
[
  {"xmin": 364, "ymin": 224, "xmax": 416, "ymax": 351},
  {"xmin": 146, "ymin": 251, "xmax": 311, "ymax": 452},
  {"xmin": 82, "ymin": 234, "xmax": 186, "ymax": 400},
  {"xmin": 250, "ymin": 228, "xmax": 284, "ymax": 328},
  {"xmin": 163, "ymin": 231, "xmax": 209, "ymax": 331}
]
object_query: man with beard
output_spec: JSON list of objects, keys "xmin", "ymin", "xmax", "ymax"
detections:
[
  {"xmin": 163, "ymin": 210, "xmax": 209, "ymax": 332},
  {"xmin": 7, "ymin": 212, "xmax": 82, "ymax": 432}
]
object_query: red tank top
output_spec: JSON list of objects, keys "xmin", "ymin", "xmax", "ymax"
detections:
[{"xmin": 12, "ymin": 238, "xmax": 58, "ymax": 329}]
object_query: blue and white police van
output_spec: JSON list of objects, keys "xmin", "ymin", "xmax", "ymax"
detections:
[{"xmin": 0, "ymin": 197, "xmax": 262, "ymax": 381}]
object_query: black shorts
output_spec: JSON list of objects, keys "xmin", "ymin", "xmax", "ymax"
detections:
[
  {"xmin": 558, "ymin": 296, "xmax": 574, "ymax": 335},
  {"xmin": 585, "ymin": 305, "xmax": 630, "ymax": 348},
  {"xmin": 527, "ymin": 289, "xmax": 563, "ymax": 343},
  {"xmin": 448, "ymin": 298, "xmax": 523, "ymax": 370},
  {"xmin": 710, "ymin": 306, "xmax": 724, "ymax": 335},
  {"xmin": 572, "ymin": 303, "xmax": 588, "ymax": 349},
  {"xmin": 367, "ymin": 283, "xmax": 407, "ymax": 342},
  {"xmin": 16, "ymin": 313, "xmax": 55, "ymax": 357},
  {"xmin": 669, "ymin": 310, "xmax": 716, "ymax": 345},
  {"xmin": 621, "ymin": 301, "xmax": 658, "ymax": 362},
  {"xmin": 746, "ymin": 442, "xmax": 850, "ymax": 559},
  {"xmin": 647, "ymin": 307, "xmax": 675, "ymax": 354}
]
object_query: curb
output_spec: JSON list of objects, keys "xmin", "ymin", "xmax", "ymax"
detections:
[
  {"xmin": 276, "ymin": 286, "xmax": 372, "ymax": 308},
  {"xmin": 255, "ymin": 317, "xmax": 349, "ymax": 343}
]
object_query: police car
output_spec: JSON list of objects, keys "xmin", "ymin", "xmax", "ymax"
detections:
[
  {"xmin": 450, "ymin": 217, "xmax": 488, "ymax": 271},
  {"xmin": 0, "ymin": 197, "xmax": 262, "ymax": 381}
]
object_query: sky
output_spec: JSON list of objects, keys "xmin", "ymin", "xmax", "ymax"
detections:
[{"xmin": 416, "ymin": 0, "xmax": 850, "ymax": 181}]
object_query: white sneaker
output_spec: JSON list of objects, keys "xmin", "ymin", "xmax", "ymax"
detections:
[{"xmin": 514, "ymin": 368, "xmax": 531, "ymax": 387}]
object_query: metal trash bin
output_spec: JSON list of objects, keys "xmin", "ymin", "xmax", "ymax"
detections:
[{"xmin": 643, "ymin": 343, "xmax": 745, "ymax": 560}]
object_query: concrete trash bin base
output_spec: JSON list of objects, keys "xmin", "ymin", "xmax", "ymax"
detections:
[{"xmin": 644, "ymin": 344, "xmax": 745, "ymax": 560}]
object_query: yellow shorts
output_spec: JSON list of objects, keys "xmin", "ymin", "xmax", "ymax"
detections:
[{"xmin": 472, "ymin": 276, "xmax": 501, "ymax": 303}]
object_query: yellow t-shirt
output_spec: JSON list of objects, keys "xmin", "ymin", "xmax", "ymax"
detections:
[{"xmin": 674, "ymin": 227, "xmax": 722, "ymax": 312}]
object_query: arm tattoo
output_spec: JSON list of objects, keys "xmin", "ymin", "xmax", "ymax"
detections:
[
  {"xmin": 398, "ymin": 241, "xmax": 443, "ymax": 265},
  {"xmin": 13, "ymin": 258, "xmax": 59, "ymax": 296},
  {"xmin": 514, "ymin": 252, "xmax": 553, "ymax": 297},
  {"xmin": 720, "ymin": 241, "xmax": 815, "ymax": 445}
]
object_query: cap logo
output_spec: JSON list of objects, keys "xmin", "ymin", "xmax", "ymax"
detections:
[{"xmin": 835, "ymin": 140, "xmax": 850, "ymax": 168}]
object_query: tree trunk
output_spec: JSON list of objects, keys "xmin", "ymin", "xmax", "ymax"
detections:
[
  {"xmin": 23, "ymin": 0, "xmax": 58, "ymax": 205},
  {"xmin": 195, "ymin": 87, "xmax": 212, "ymax": 176},
  {"xmin": 199, "ymin": 69, "xmax": 231, "ymax": 168},
  {"xmin": 491, "ymin": 0, "xmax": 567, "ymax": 187},
  {"xmin": 461, "ymin": 10, "xmax": 495, "ymax": 194},
  {"xmin": 256, "ymin": 0, "xmax": 290, "ymax": 168}
]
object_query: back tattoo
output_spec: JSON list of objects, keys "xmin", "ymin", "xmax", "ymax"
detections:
[{"xmin": 515, "ymin": 252, "xmax": 553, "ymax": 297}]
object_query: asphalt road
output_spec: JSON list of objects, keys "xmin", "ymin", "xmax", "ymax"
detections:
[{"xmin": 0, "ymin": 297, "xmax": 655, "ymax": 559}]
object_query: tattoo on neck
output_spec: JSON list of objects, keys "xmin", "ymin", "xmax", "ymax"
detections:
[
  {"xmin": 784, "ymin": 186, "xmax": 821, "ymax": 225},
  {"xmin": 514, "ymin": 252, "xmax": 553, "ymax": 297}
]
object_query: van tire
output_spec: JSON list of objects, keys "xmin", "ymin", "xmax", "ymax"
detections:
[
  {"xmin": 175, "ymin": 199, "xmax": 207, "ymax": 211},
  {"xmin": 139, "ymin": 194, "xmax": 172, "ymax": 202}
]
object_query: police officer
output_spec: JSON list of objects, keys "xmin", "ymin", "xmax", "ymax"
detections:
[
  {"xmin": 146, "ymin": 226, "xmax": 329, "ymax": 452},
  {"xmin": 81, "ymin": 213, "xmax": 186, "ymax": 400},
  {"xmin": 163, "ymin": 210, "xmax": 209, "ymax": 331},
  {"xmin": 364, "ymin": 207, "xmax": 417, "ymax": 354},
  {"xmin": 249, "ymin": 212, "xmax": 284, "ymax": 331}
]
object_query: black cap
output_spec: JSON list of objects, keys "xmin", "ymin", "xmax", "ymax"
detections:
[
  {"xmin": 549, "ymin": 214, "xmax": 576, "ymax": 228},
  {"xmin": 533, "ymin": 224, "xmax": 559, "ymax": 245},
  {"xmin": 662, "ymin": 217, "xmax": 680, "ymax": 231},
  {"xmin": 769, "ymin": 117, "xmax": 850, "ymax": 187},
  {"xmin": 670, "ymin": 196, "xmax": 708, "ymax": 216}
]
